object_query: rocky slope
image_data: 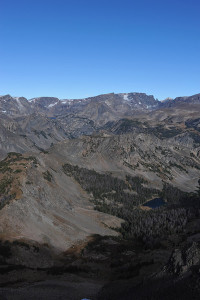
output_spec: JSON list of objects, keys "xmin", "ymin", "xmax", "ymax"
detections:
[
  {"xmin": 1, "ymin": 91, "xmax": 200, "ymax": 299},
  {"xmin": 0, "ymin": 153, "xmax": 121, "ymax": 252},
  {"xmin": 1, "ymin": 92, "xmax": 200, "ymax": 250}
]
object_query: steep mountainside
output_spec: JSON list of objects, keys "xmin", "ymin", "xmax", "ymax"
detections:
[
  {"xmin": 1, "ymin": 115, "xmax": 200, "ymax": 250},
  {"xmin": 0, "ymin": 152, "xmax": 121, "ymax": 251},
  {"xmin": 1, "ymin": 91, "xmax": 200, "ymax": 299}
]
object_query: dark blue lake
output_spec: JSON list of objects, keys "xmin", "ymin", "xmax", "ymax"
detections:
[{"xmin": 143, "ymin": 198, "xmax": 165, "ymax": 209}]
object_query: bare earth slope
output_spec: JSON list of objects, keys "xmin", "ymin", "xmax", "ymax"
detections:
[{"xmin": 0, "ymin": 153, "xmax": 122, "ymax": 251}]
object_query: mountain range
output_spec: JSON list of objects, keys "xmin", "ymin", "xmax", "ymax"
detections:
[{"xmin": 1, "ymin": 91, "xmax": 200, "ymax": 299}]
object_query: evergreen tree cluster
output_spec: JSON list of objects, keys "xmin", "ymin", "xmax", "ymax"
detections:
[
  {"xmin": 63, "ymin": 163, "xmax": 158, "ymax": 206},
  {"xmin": 63, "ymin": 163, "xmax": 200, "ymax": 247}
]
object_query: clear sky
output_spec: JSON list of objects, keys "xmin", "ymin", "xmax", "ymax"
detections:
[{"xmin": 0, "ymin": 0, "xmax": 199, "ymax": 100}]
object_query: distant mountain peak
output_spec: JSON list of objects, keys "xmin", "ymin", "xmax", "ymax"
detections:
[{"xmin": 162, "ymin": 97, "xmax": 174, "ymax": 102}]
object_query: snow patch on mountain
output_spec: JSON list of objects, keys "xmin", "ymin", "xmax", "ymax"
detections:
[
  {"xmin": 48, "ymin": 102, "xmax": 59, "ymax": 108},
  {"xmin": 123, "ymin": 94, "xmax": 129, "ymax": 101},
  {"xmin": 14, "ymin": 97, "xmax": 25, "ymax": 111}
]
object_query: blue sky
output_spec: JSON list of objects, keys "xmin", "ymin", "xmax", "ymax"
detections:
[{"xmin": 0, "ymin": 0, "xmax": 199, "ymax": 100}]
